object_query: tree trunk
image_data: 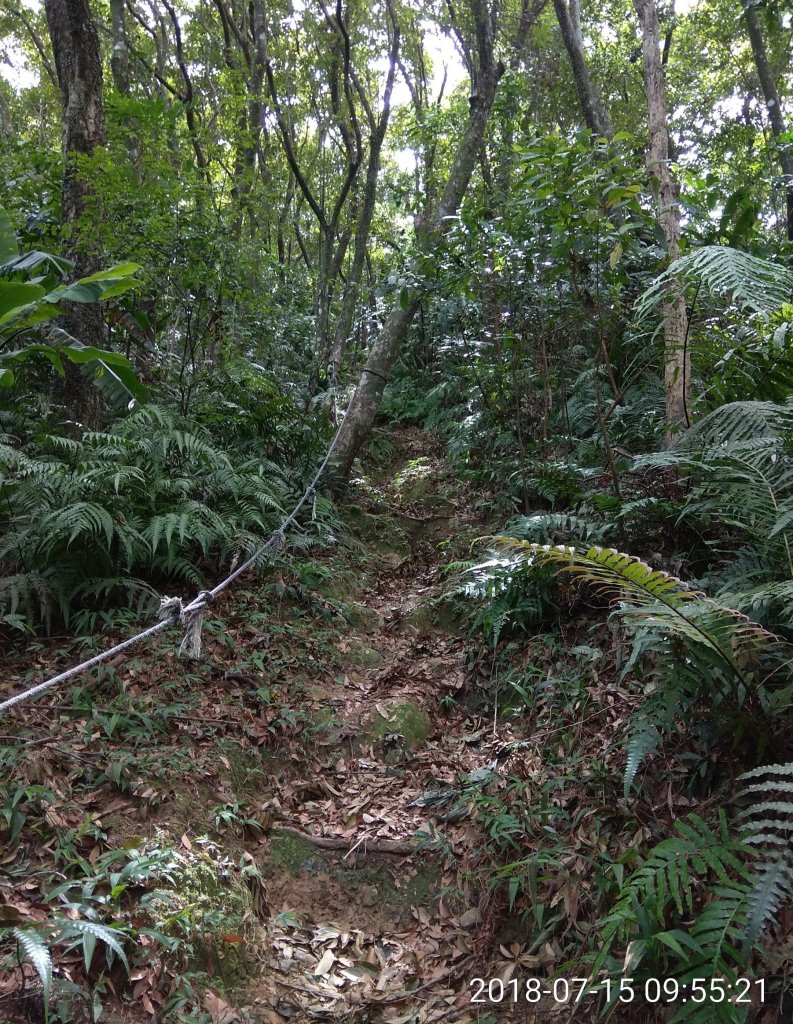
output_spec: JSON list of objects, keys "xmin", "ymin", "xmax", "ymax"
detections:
[
  {"xmin": 633, "ymin": 0, "xmax": 690, "ymax": 440},
  {"xmin": 743, "ymin": 0, "xmax": 793, "ymax": 241},
  {"xmin": 331, "ymin": 0, "xmax": 504, "ymax": 481},
  {"xmin": 328, "ymin": 9, "xmax": 400, "ymax": 384},
  {"xmin": 45, "ymin": 0, "xmax": 106, "ymax": 426},
  {"xmin": 552, "ymin": 0, "xmax": 611, "ymax": 136},
  {"xmin": 109, "ymin": 0, "xmax": 130, "ymax": 92},
  {"xmin": 109, "ymin": 0, "xmax": 142, "ymax": 171}
]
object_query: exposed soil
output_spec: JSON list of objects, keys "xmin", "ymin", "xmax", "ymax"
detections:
[{"xmin": 244, "ymin": 429, "xmax": 504, "ymax": 1023}]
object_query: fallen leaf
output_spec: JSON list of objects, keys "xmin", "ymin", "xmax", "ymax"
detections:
[
  {"xmin": 313, "ymin": 949, "xmax": 336, "ymax": 976},
  {"xmin": 204, "ymin": 990, "xmax": 238, "ymax": 1023}
]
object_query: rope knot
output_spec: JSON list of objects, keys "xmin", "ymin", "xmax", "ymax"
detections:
[
  {"xmin": 158, "ymin": 596, "xmax": 184, "ymax": 623},
  {"xmin": 178, "ymin": 590, "xmax": 216, "ymax": 661},
  {"xmin": 268, "ymin": 529, "xmax": 286, "ymax": 553}
]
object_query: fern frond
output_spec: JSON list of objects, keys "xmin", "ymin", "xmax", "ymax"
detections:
[
  {"xmin": 596, "ymin": 812, "xmax": 751, "ymax": 981},
  {"xmin": 684, "ymin": 399, "xmax": 793, "ymax": 446},
  {"xmin": 54, "ymin": 916, "xmax": 130, "ymax": 972},
  {"xmin": 493, "ymin": 542, "xmax": 780, "ymax": 685},
  {"xmin": 734, "ymin": 762, "xmax": 793, "ymax": 949},
  {"xmin": 11, "ymin": 927, "xmax": 52, "ymax": 1006},
  {"xmin": 742, "ymin": 855, "xmax": 793, "ymax": 949},
  {"xmin": 624, "ymin": 710, "xmax": 666, "ymax": 799},
  {"xmin": 505, "ymin": 512, "xmax": 612, "ymax": 544},
  {"xmin": 636, "ymin": 246, "xmax": 793, "ymax": 321}
]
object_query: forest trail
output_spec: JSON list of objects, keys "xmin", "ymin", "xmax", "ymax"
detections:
[
  {"xmin": 247, "ymin": 429, "xmax": 511, "ymax": 1024},
  {"xmin": 0, "ymin": 428, "xmax": 547, "ymax": 1024}
]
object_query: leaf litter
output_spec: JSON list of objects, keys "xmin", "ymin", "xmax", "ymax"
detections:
[{"xmin": 0, "ymin": 429, "xmax": 647, "ymax": 1023}]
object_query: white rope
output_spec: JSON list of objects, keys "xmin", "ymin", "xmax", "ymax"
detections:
[
  {"xmin": 0, "ymin": 617, "xmax": 175, "ymax": 715},
  {"xmin": 0, "ymin": 425, "xmax": 343, "ymax": 714}
]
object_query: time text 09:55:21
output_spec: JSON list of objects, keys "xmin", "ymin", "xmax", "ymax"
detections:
[{"xmin": 469, "ymin": 976, "xmax": 765, "ymax": 1006}]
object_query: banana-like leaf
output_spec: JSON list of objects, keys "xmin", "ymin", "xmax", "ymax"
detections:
[{"xmin": 0, "ymin": 250, "xmax": 72, "ymax": 278}]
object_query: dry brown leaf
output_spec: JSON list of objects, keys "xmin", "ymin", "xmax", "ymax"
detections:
[{"xmin": 204, "ymin": 990, "xmax": 238, "ymax": 1023}]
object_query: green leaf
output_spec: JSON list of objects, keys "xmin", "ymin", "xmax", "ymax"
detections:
[
  {"xmin": 2, "ymin": 343, "xmax": 66, "ymax": 376},
  {"xmin": 0, "ymin": 281, "xmax": 45, "ymax": 318},
  {"xmin": 47, "ymin": 271, "xmax": 140, "ymax": 305},
  {"xmin": 0, "ymin": 299, "xmax": 63, "ymax": 330},
  {"xmin": 655, "ymin": 928, "xmax": 703, "ymax": 959},
  {"xmin": 0, "ymin": 367, "xmax": 14, "ymax": 387},
  {"xmin": 56, "ymin": 918, "xmax": 129, "ymax": 973},
  {"xmin": 57, "ymin": 341, "xmax": 147, "ymax": 404},
  {"xmin": 50, "ymin": 281, "xmax": 104, "ymax": 303},
  {"xmin": 79, "ymin": 262, "xmax": 141, "ymax": 282},
  {"xmin": 90, "ymin": 358, "xmax": 148, "ymax": 406},
  {"xmin": 0, "ymin": 250, "xmax": 72, "ymax": 278},
  {"xmin": 82, "ymin": 929, "xmax": 97, "ymax": 971}
]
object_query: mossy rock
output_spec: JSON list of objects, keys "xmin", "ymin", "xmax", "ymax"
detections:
[
  {"xmin": 401, "ymin": 596, "xmax": 459, "ymax": 636},
  {"xmin": 266, "ymin": 832, "xmax": 318, "ymax": 876},
  {"xmin": 370, "ymin": 700, "xmax": 431, "ymax": 749},
  {"xmin": 392, "ymin": 458, "xmax": 435, "ymax": 502},
  {"xmin": 142, "ymin": 835, "xmax": 263, "ymax": 983},
  {"xmin": 345, "ymin": 507, "xmax": 409, "ymax": 557},
  {"xmin": 403, "ymin": 863, "xmax": 440, "ymax": 905},
  {"xmin": 345, "ymin": 642, "xmax": 384, "ymax": 668},
  {"xmin": 345, "ymin": 604, "xmax": 385, "ymax": 631}
]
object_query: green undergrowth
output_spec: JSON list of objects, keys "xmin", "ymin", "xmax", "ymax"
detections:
[{"xmin": 446, "ymin": 402, "xmax": 793, "ymax": 1019}]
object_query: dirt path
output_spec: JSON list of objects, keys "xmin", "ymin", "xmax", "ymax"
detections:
[
  {"xmin": 1, "ymin": 428, "xmax": 533, "ymax": 1024},
  {"xmin": 246, "ymin": 430, "xmax": 509, "ymax": 1024}
]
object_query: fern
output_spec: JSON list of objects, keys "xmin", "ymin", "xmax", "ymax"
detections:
[
  {"xmin": 55, "ymin": 916, "xmax": 130, "ymax": 973},
  {"xmin": 636, "ymin": 245, "xmax": 793, "ymax": 321},
  {"xmin": 0, "ymin": 403, "xmax": 326, "ymax": 630},
  {"xmin": 505, "ymin": 512, "xmax": 613, "ymax": 545},
  {"xmin": 494, "ymin": 543, "xmax": 780, "ymax": 683},
  {"xmin": 8, "ymin": 927, "xmax": 52, "ymax": 1013},
  {"xmin": 624, "ymin": 706, "xmax": 667, "ymax": 799},
  {"xmin": 492, "ymin": 541, "xmax": 783, "ymax": 794},
  {"xmin": 681, "ymin": 399, "xmax": 793, "ymax": 446},
  {"xmin": 735, "ymin": 762, "xmax": 793, "ymax": 949},
  {"xmin": 458, "ymin": 553, "xmax": 560, "ymax": 645},
  {"xmin": 636, "ymin": 399, "xmax": 793, "ymax": 626},
  {"xmin": 594, "ymin": 813, "xmax": 755, "ymax": 1022}
]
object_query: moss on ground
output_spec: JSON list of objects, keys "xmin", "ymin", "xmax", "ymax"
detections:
[
  {"xmin": 267, "ymin": 833, "xmax": 318, "ymax": 876},
  {"xmin": 346, "ymin": 641, "xmax": 384, "ymax": 668},
  {"xmin": 370, "ymin": 700, "xmax": 431, "ymax": 749}
]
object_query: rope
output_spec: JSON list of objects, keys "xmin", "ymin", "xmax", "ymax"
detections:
[
  {"xmin": 0, "ymin": 425, "xmax": 343, "ymax": 716},
  {"xmin": 0, "ymin": 617, "xmax": 175, "ymax": 715},
  {"xmin": 360, "ymin": 367, "xmax": 389, "ymax": 384}
]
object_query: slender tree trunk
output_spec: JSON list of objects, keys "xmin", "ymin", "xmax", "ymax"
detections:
[
  {"xmin": 552, "ymin": 0, "xmax": 611, "ymax": 136},
  {"xmin": 45, "ymin": 0, "xmax": 106, "ymax": 426},
  {"xmin": 633, "ymin": 0, "xmax": 690, "ymax": 440},
  {"xmin": 328, "ymin": 10, "xmax": 400, "ymax": 384},
  {"xmin": 109, "ymin": 0, "xmax": 141, "ymax": 170},
  {"xmin": 742, "ymin": 0, "xmax": 793, "ymax": 241},
  {"xmin": 109, "ymin": 0, "xmax": 130, "ymax": 92},
  {"xmin": 331, "ymin": 0, "xmax": 504, "ymax": 480}
]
